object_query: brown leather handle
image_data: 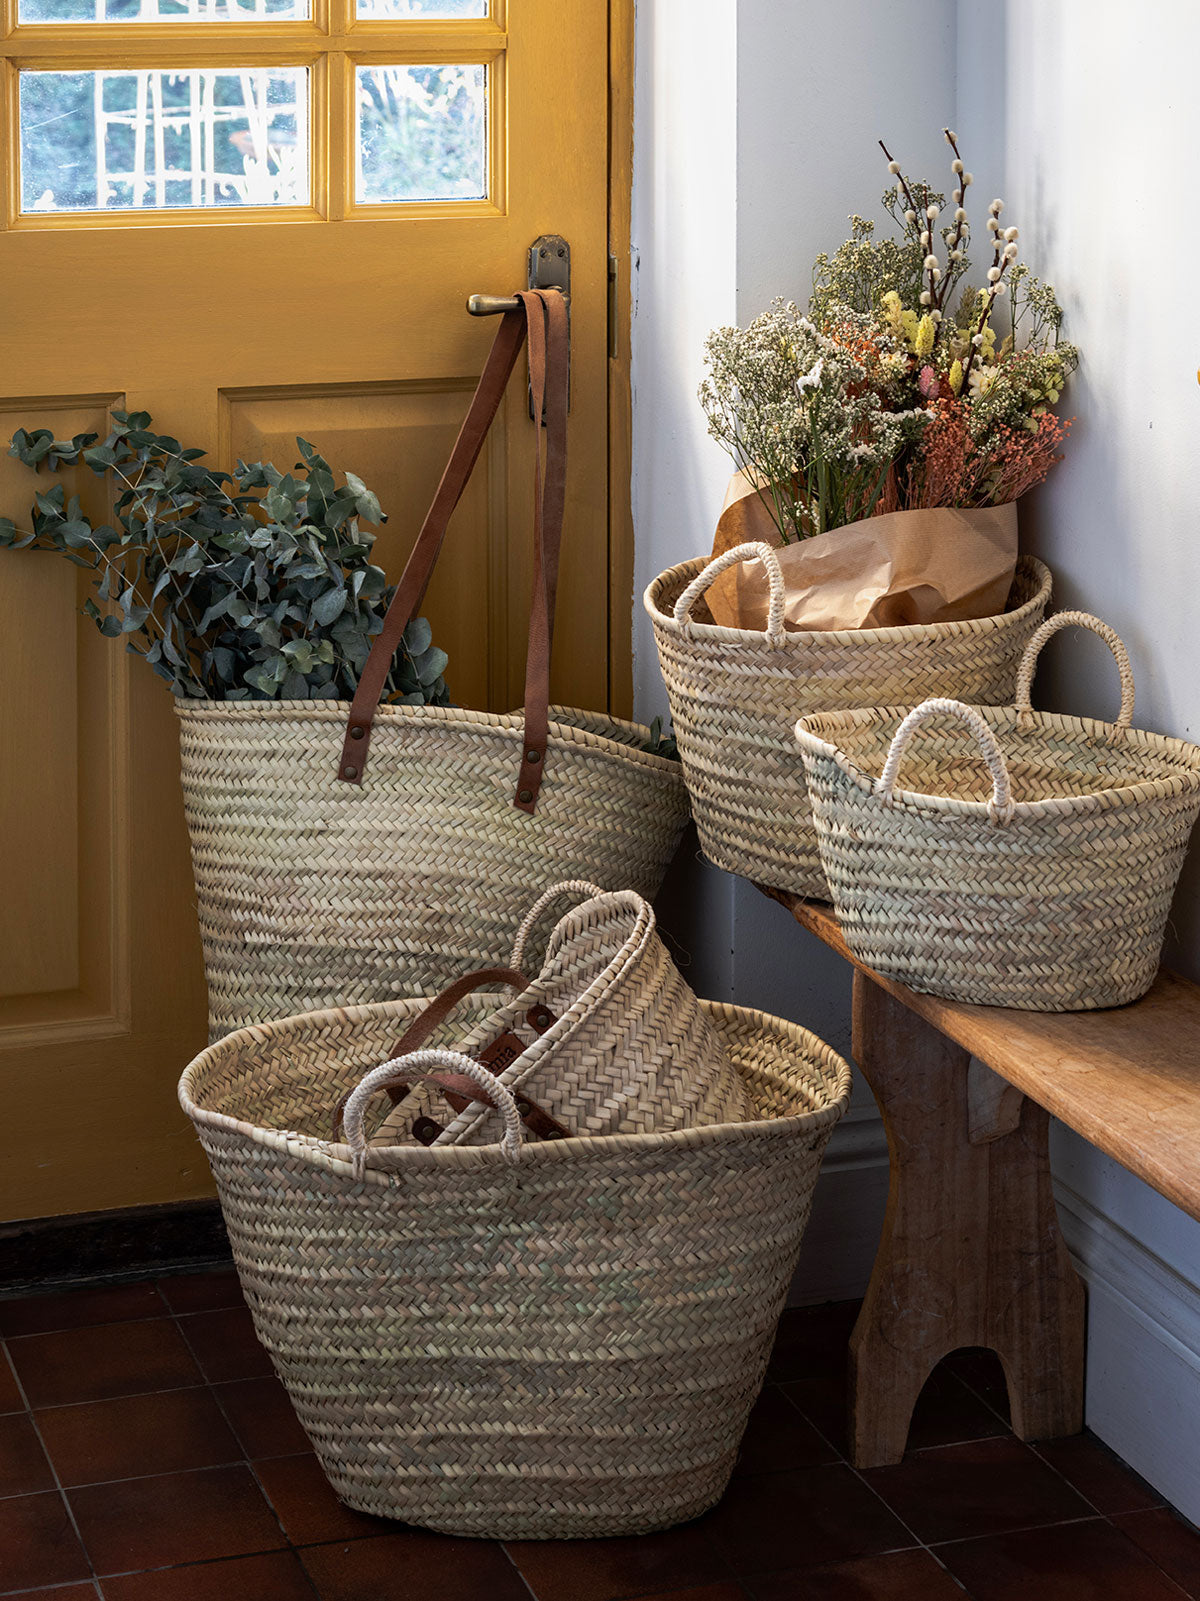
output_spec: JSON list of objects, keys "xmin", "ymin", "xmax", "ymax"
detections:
[
  {"xmin": 388, "ymin": 965, "xmax": 530, "ymax": 1059},
  {"xmin": 329, "ymin": 963, "xmax": 529, "ymax": 1139},
  {"xmin": 337, "ymin": 288, "xmax": 570, "ymax": 816}
]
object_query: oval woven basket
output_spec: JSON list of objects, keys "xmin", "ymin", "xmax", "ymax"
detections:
[
  {"xmin": 179, "ymin": 992, "xmax": 850, "ymax": 1539},
  {"xmin": 177, "ymin": 700, "xmax": 688, "ymax": 1039},
  {"xmin": 794, "ymin": 613, "xmax": 1200, "ymax": 1011},
  {"xmin": 644, "ymin": 545, "xmax": 1052, "ymax": 899},
  {"xmin": 365, "ymin": 879, "xmax": 752, "ymax": 1148}
]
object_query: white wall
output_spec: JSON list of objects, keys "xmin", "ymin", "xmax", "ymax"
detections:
[
  {"xmin": 955, "ymin": 0, "xmax": 1200, "ymax": 1519},
  {"xmin": 632, "ymin": 0, "xmax": 1200, "ymax": 1519}
]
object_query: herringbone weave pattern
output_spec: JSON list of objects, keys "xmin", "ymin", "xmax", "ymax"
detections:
[
  {"xmin": 796, "ymin": 655, "xmax": 1200, "ymax": 1011},
  {"xmin": 176, "ymin": 701, "xmax": 689, "ymax": 1040},
  {"xmin": 178, "ymin": 995, "xmax": 851, "ymax": 1538},
  {"xmin": 645, "ymin": 553, "xmax": 1052, "ymax": 900},
  {"xmin": 376, "ymin": 884, "xmax": 752, "ymax": 1148}
]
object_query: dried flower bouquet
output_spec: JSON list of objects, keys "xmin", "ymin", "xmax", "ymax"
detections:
[{"xmin": 698, "ymin": 130, "xmax": 1076, "ymax": 632}]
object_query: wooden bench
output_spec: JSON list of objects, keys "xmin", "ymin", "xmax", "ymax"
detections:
[{"xmin": 762, "ymin": 887, "xmax": 1200, "ymax": 1469}]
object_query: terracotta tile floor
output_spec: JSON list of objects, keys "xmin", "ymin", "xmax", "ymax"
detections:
[{"xmin": 3, "ymin": 1275, "xmax": 1200, "ymax": 1599}]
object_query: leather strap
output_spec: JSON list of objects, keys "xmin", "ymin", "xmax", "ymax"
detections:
[
  {"xmin": 337, "ymin": 288, "xmax": 570, "ymax": 818},
  {"xmin": 388, "ymin": 965, "xmax": 530, "ymax": 1059},
  {"xmin": 329, "ymin": 963, "xmax": 528, "ymax": 1139}
]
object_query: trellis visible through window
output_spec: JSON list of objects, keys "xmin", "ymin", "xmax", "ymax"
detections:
[{"xmin": 2, "ymin": 0, "xmax": 499, "ymax": 221}]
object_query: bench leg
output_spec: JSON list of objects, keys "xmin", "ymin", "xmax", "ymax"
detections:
[{"xmin": 847, "ymin": 973, "xmax": 1086, "ymax": 1468}]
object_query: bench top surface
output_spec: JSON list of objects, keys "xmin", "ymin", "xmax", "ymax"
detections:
[{"xmin": 765, "ymin": 889, "xmax": 1200, "ymax": 1222}]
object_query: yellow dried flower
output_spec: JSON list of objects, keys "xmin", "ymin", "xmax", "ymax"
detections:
[
  {"xmin": 949, "ymin": 359, "xmax": 964, "ymax": 395},
  {"xmin": 914, "ymin": 314, "xmax": 935, "ymax": 358}
]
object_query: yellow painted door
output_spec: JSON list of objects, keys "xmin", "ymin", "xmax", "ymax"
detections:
[{"xmin": 0, "ymin": 0, "xmax": 615, "ymax": 1220}]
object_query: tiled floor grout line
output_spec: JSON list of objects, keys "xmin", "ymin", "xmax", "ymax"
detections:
[{"xmin": 1, "ymin": 1334, "xmax": 102, "ymax": 1595}]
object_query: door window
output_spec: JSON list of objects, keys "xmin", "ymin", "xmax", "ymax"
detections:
[{"xmin": 3, "ymin": 0, "xmax": 500, "ymax": 220}]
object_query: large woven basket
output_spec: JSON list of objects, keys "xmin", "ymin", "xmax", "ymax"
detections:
[
  {"xmin": 179, "ymin": 993, "xmax": 850, "ymax": 1538},
  {"xmin": 365, "ymin": 879, "xmax": 751, "ymax": 1147},
  {"xmin": 179, "ymin": 292, "xmax": 688, "ymax": 1040},
  {"xmin": 794, "ymin": 612, "xmax": 1200, "ymax": 1011},
  {"xmin": 645, "ymin": 541, "xmax": 1052, "ymax": 899},
  {"xmin": 177, "ymin": 702, "xmax": 687, "ymax": 1039}
]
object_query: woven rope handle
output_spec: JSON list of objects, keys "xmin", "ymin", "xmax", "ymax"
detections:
[
  {"xmin": 342, "ymin": 1048, "xmax": 523, "ymax": 1178},
  {"xmin": 877, "ymin": 698, "xmax": 1016, "ymax": 825},
  {"xmin": 672, "ymin": 542, "xmax": 786, "ymax": 643},
  {"xmin": 1014, "ymin": 610, "xmax": 1135, "ymax": 731},
  {"xmin": 509, "ymin": 879, "xmax": 605, "ymax": 974}
]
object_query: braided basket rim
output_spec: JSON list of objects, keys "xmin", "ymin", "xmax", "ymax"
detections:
[
  {"xmin": 795, "ymin": 701, "xmax": 1200, "ymax": 822},
  {"xmin": 179, "ymin": 996, "xmax": 853, "ymax": 1180},
  {"xmin": 173, "ymin": 698, "xmax": 681, "ymax": 777},
  {"xmin": 644, "ymin": 553, "xmax": 1052, "ymax": 647}
]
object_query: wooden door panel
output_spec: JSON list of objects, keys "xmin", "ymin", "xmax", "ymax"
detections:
[
  {"xmin": 223, "ymin": 379, "xmax": 506, "ymax": 713},
  {"xmin": 0, "ymin": 396, "xmax": 134, "ymax": 1046}
]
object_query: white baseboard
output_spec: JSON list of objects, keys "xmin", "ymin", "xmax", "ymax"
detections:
[
  {"xmin": 1056, "ymin": 1180, "xmax": 1200, "ymax": 1524},
  {"xmin": 782, "ymin": 1122, "xmax": 1200, "ymax": 1523}
]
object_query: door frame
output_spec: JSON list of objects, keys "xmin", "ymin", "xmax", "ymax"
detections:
[{"xmin": 608, "ymin": 0, "xmax": 634, "ymax": 719}]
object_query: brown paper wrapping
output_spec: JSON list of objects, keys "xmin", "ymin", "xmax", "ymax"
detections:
[{"xmin": 706, "ymin": 472, "xmax": 1019, "ymax": 632}]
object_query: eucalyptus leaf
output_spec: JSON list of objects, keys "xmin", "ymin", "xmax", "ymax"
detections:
[{"xmin": 2, "ymin": 410, "xmax": 451, "ymax": 706}]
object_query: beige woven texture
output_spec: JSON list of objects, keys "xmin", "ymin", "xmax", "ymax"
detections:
[
  {"xmin": 374, "ymin": 881, "xmax": 751, "ymax": 1148},
  {"xmin": 179, "ymin": 993, "xmax": 851, "ymax": 1538},
  {"xmin": 176, "ymin": 700, "xmax": 689, "ymax": 1040},
  {"xmin": 644, "ymin": 545, "xmax": 1052, "ymax": 899},
  {"xmin": 795, "ymin": 612, "xmax": 1200, "ymax": 1011}
]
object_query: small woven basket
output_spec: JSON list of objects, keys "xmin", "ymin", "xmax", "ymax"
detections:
[
  {"xmin": 644, "ymin": 543, "xmax": 1052, "ymax": 899},
  {"xmin": 179, "ymin": 994, "xmax": 850, "ymax": 1538},
  {"xmin": 368, "ymin": 879, "xmax": 752, "ymax": 1148},
  {"xmin": 794, "ymin": 612, "xmax": 1200, "ymax": 1011},
  {"xmin": 177, "ymin": 701, "xmax": 687, "ymax": 1040}
]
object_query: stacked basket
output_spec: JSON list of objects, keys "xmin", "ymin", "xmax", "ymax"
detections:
[{"xmin": 645, "ymin": 540, "xmax": 1052, "ymax": 899}]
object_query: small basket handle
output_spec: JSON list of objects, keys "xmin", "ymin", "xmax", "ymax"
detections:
[
  {"xmin": 509, "ymin": 879, "xmax": 605, "ymax": 974},
  {"xmin": 1014, "ymin": 610, "xmax": 1135, "ymax": 731},
  {"xmin": 877, "ymin": 698, "xmax": 1016, "ymax": 826},
  {"xmin": 342, "ymin": 1047, "xmax": 523, "ymax": 1178},
  {"xmin": 672, "ymin": 542, "xmax": 787, "ymax": 644}
]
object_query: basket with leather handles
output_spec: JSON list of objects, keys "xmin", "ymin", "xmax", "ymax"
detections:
[
  {"xmin": 178, "ymin": 985, "xmax": 851, "ymax": 1537},
  {"xmin": 794, "ymin": 612, "xmax": 1200, "ymax": 1011},
  {"xmin": 177, "ymin": 290, "xmax": 688, "ymax": 1039},
  {"xmin": 333, "ymin": 879, "xmax": 753, "ymax": 1151},
  {"xmin": 644, "ymin": 539, "xmax": 1052, "ymax": 900}
]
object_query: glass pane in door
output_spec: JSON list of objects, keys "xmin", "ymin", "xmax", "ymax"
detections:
[
  {"xmin": 355, "ymin": 63, "xmax": 486, "ymax": 203},
  {"xmin": 20, "ymin": 67, "xmax": 309, "ymax": 212},
  {"xmin": 20, "ymin": 0, "xmax": 308, "ymax": 21}
]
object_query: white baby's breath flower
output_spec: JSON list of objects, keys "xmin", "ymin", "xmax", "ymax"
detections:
[{"xmin": 795, "ymin": 357, "xmax": 824, "ymax": 392}]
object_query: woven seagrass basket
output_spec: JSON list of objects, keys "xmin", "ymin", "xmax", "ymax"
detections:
[
  {"xmin": 179, "ymin": 994, "xmax": 850, "ymax": 1538},
  {"xmin": 177, "ymin": 701, "xmax": 687, "ymax": 1039},
  {"xmin": 645, "ymin": 541, "xmax": 1052, "ymax": 899},
  {"xmin": 368, "ymin": 880, "xmax": 751, "ymax": 1148},
  {"xmin": 794, "ymin": 612, "xmax": 1200, "ymax": 1011}
]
